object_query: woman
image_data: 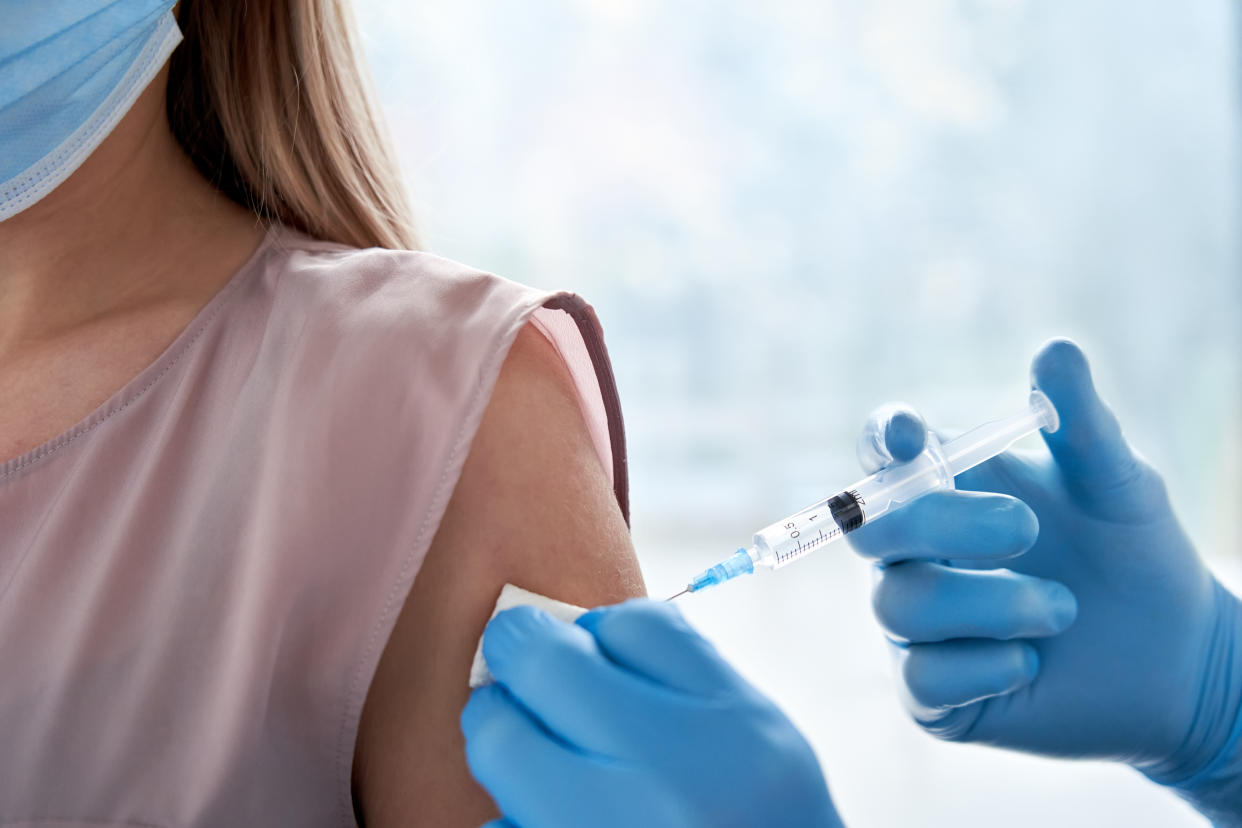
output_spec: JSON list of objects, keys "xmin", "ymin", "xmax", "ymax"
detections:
[{"xmin": 1, "ymin": 1, "xmax": 643, "ymax": 824}]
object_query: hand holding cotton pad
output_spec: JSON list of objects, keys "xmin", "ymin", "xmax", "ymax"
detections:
[
  {"xmin": 469, "ymin": 583, "xmax": 587, "ymax": 687},
  {"xmin": 460, "ymin": 595, "xmax": 845, "ymax": 826}
]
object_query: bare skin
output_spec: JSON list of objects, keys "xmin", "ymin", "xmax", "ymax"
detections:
[
  {"xmin": 3, "ymin": 9, "xmax": 647, "ymax": 824},
  {"xmin": 0, "ymin": 51, "xmax": 267, "ymax": 463},
  {"xmin": 351, "ymin": 321, "xmax": 646, "ymax": 826}
]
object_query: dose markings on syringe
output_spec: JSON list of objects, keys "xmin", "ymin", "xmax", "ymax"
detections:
[{"xmin": 775, "ymin": 523, "xmax": 843, "ymax": 564}]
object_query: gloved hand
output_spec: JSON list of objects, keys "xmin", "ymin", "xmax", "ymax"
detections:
[
  {"xmin": 850, "ymin": 338, "xmax": 1242, "ymax": 826},
  {"xmin": 460, "ymin": 598, "xmax": 845, "ymax": 828}
]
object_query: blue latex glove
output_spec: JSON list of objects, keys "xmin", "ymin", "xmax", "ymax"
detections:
[
  {"xmin": 850, "ymin": 339, "xmax": 1242, "ymax": 825},
  {"xmin": 461, "ymin": 598, "xmax": 844, "ymax": 828}
]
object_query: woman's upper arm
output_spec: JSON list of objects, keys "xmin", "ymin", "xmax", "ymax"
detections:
[{"xmin": 351, "ymin": 321, "xmax": 647, "ymax": 827}]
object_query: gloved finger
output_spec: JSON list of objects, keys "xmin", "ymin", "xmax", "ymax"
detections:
[
  {"xmin": 897, "ymin": 639, "xmax": 1040, "ymax": 711},
  {"xmin": 461, "ymin": 684, "xmax": 617, "ymax": 828},
  {"xmin": 575, "ymin": 599, "xmax": 741, "ymax": 698},
  {"xmin": 873, "ymin": 561, "xmax": 1078, "ymax": 643},
  {"xmin": 847, "ymin": 489, "xmax": 1038, "ymax": 564},
  {"xmin": 856, "ymin": 402, "xmax": 928, "ymax": 474},
  {"xmin": 481, "ymin": 605, "xmax": 679, "ymax": 757},
  {"xmin": 1030, "ymin": 339, "xmax": 1142, "ymax": 498},
  {"xmin": 480, "ymin": 822, "xmax": 518, "ymax": 828}
]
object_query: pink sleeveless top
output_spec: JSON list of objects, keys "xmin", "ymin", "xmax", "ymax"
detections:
[{"xmin": 0, "ymin": 222, "xmax": 630, "ymax": 826}]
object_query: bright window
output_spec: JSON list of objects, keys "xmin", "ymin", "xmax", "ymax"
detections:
[{"xmin": 355, "ymin": 2, "xmax": 1240, "ymax": 825}]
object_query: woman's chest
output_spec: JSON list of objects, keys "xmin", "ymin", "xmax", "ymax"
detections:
[{"xmin": 0, "ymin": 305, "xmax": 197, "ymax": 465}]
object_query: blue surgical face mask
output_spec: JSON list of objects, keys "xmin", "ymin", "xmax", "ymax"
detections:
[{"xmin": 0, "ymin": 1, "xmax": 182, "ymax": 222}]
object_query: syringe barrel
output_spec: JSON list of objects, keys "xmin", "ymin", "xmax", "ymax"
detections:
[
  {"xmin": 750, "ymin": 434, "xmax": 955, "ymax": 571},
  {"xmin": 747, "ymin": 391, "xmax": 1058, "ymax": 574}
]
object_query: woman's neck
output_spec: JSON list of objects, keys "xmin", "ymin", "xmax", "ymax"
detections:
[{"xmin": 0, "ymin": 60, "xmax": 264, "ymax": 359}]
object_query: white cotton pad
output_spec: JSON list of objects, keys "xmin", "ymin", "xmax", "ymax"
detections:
[{"xmin": 469, "ymin": 583, "xmax": 588, "ymax": 688}]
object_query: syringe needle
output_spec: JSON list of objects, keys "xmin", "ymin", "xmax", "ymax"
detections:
[{"xmin": 665, "ymin": 586, "xmax": 691, "ymax": 602}]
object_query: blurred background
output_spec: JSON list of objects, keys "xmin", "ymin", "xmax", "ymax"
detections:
[{"xmin": 353, "ymin": 1, "xmax": 1240, "ymax": 825}]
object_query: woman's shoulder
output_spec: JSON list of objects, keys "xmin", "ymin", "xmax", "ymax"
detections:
[
  {"xmin": 246, "ymin": 225, "xmax": 572, "ymax": 417},
  {"xmin": 267, "ymin": 225, "xmax": 550, "ymax": 340}
]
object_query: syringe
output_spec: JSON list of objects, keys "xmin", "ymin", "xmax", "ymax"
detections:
[{"xmin": 666, "ymin": 389, "xmax": 1060, "ymax": 600}]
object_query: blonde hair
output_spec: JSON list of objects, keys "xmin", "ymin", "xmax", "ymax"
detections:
[{"xmin": 166, "ymin": 0, "xmax": 420, "ymax": 251}]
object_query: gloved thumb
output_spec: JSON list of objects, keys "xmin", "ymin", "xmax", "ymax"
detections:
[
  {"xmin": 857, "ymin": 402, "xmax": 928, "ymax": 474},
  {"xmin": 1031, "ymin": 338, "xmax": 1139, "ymax": 496}
]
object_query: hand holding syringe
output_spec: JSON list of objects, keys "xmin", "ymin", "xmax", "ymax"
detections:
[{"xmin": 666, "ymin": 390, "xmax": 1060, "ymax": 600}]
